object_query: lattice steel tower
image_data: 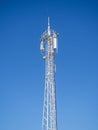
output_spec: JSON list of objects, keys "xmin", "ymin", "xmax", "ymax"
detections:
[{"xmin": 40, "ymin": 17, "xmax": 59, "ymax": 130}]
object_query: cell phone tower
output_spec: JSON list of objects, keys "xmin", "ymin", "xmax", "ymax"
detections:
[{"xmin": 40, "ymin": 17, "xmax": 59, "ymax": 130}]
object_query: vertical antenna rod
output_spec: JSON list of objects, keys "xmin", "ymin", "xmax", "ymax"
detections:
[
  {"xmin": 40, "ymin": 17, "xmax": 59, "ymax": 130},
  {"xmin": 48, "ymin": 17, "xmax": 50, "ymax": 30},
  {"xmin": 48, "ymin": 17, "xmax": 50, "ymax": 35}
]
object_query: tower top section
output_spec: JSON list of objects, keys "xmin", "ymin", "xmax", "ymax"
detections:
[
  {"xmin": 40, "ymin": 17, "xmax": 58, "ymax": 41},
  {"xmin": 40, "ymin": 17, "xmax": 59, "ymax": 55}
]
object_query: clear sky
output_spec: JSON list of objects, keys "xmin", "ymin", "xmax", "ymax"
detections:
[{"xmin": 0, "ymin": 0, "xmax": 98, "ymax": 130}]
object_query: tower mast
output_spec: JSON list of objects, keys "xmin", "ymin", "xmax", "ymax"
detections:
[{"xmin": 40, "ymin": 17, "xmax": 58, "ymax": 130}]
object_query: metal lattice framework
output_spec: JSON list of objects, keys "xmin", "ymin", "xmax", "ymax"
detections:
[{"xmin": 40, "ymin": 17, "xmax": 58, "ymax": 130}]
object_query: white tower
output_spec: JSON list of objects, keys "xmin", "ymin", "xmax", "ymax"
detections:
[{"xmin": 40, "ymin": 17, "xmax": 58, "ymax": 130}]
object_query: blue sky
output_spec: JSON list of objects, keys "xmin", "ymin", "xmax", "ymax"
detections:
[{"xmin": 0, "ymin": 0, "xmax": 98, "ymax": 130}]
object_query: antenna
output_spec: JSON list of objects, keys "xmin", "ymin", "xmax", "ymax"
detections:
[
  {"xmin": 48, "ymin": 17, "xmax": 50, "ymax": 35},
  {"xmin": 48, "ymin": 17, "xmax": 50, "ymax": 30},
  {"xmin": 40, "ymin": 18, "xmax": 59, "ymax": 130}
]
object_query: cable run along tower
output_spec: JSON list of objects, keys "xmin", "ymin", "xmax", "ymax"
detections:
[{"xmin": 40, "ymin": 17, "xmax": 59, "ymax": 130}]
